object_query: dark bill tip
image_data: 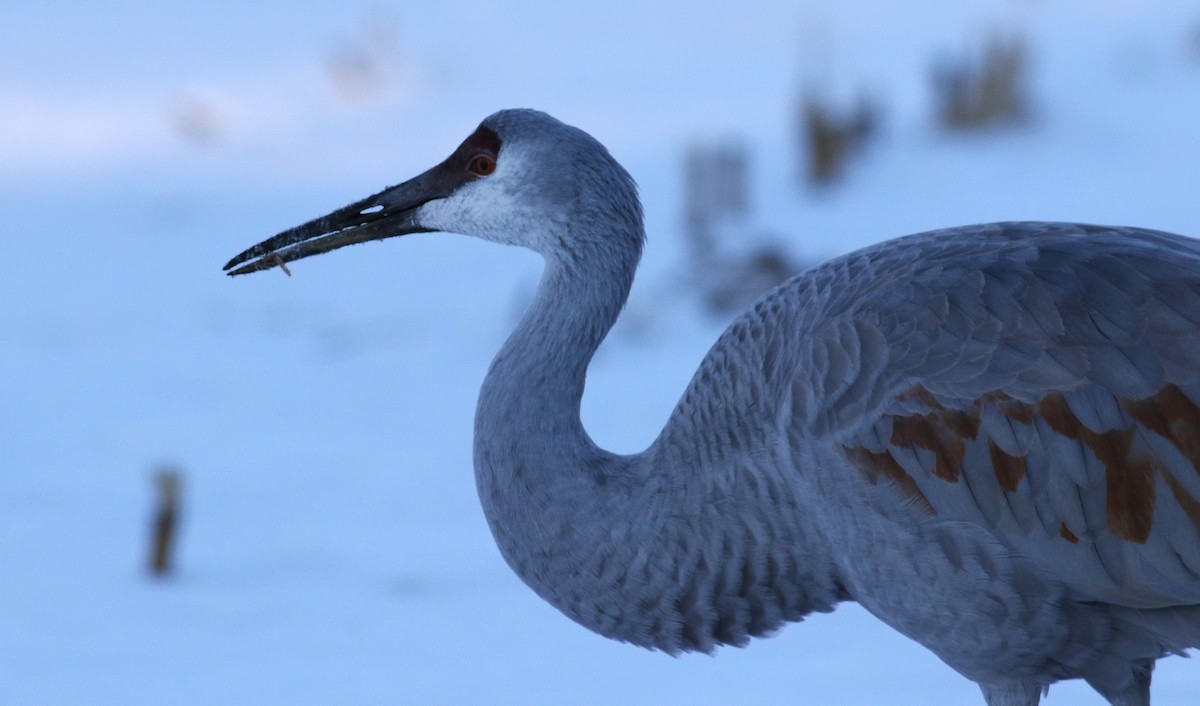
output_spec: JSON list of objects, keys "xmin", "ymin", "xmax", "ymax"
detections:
[
  {"xmin": 223, "ymin": 125, "xmax": 496, "ymax": 277},
  {"xmin": 223, "ymin": 180, "xmax": 438, "ymax": 277}
]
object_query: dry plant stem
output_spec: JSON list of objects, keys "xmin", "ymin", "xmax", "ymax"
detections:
[
  {"xmin": 149, "ymin": 469, "xmax": 182, "ymax": 577},
  {"xmin": 271, "ymin": 253, "xmax": 292, "ymax": 276}
]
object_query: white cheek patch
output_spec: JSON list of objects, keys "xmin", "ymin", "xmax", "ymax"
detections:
[{"xmin": 419, "ymin": 176, "xmax": 552, "ymax": 250}]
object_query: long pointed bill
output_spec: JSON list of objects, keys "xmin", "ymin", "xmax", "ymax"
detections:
[
  {"xmin": 223, "ymin": 171, "xmax": 446, "ymax": 276},
  {"xmin": 225, "ymin": 123, "xmax": 501, "ymax": 277}
]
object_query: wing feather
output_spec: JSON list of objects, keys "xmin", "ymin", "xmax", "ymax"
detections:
[{"xmin": 814, "ymin": 223, "xmax": 1200, "ymax": 607}]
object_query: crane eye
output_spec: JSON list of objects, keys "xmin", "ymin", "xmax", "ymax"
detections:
[{"xmin": 469, "ymin": 155, "xmax": 497, "ymax": 176}]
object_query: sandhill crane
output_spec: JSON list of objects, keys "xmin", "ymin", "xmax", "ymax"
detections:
[{"xmin": 225, "ymin": 109, "xmax": 1200, "ymax": 705}]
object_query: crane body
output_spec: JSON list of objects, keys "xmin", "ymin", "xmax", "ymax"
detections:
[{"xmin": 226, "ymin": 109, "xmax": 1200, "ymax": 705}]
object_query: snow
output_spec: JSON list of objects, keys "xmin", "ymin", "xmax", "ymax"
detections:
[{"xmin": 3, "ymin": 1, "xmax": 1200, "ymax": 703}]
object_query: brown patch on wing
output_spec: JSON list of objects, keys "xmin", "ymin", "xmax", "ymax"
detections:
[
  {"xmin": 898, "ymin": 385, "xmax": 945, "ymax": 411},
  {"xmin": 1123, "ymin": 385, "xmax": 1200, "ymax": 475},
  {"xmin": 1015, "ymin": 393, "xmax": 1156, "ymax": 544},
  {"xmin": 876, "ymin": 386, "xmax": 1200, "ymax": 544},
  {"xmin": 1121, "ymin": 385, "xmax": 1200, "ymax": 537},
  {"xmin": 981, "ymin": 390, "xmax": 1035, "ymax": 425},
  {"xmin": 864, "ymin": 383, "xmax": 1200, "ymax": 543},
  {"xmin": 1105, "ymin": 458, "xmax": 1157, "ymax": 544},
  {"xmin": 988, "ymin": 440, "xmax": 1027, "ymax": 492},
  {"xmin": 842, "ymin": 446, "xmax": 936, "ymax": 516},
  {"xmin": 889, "ymin": 407, "xmax": 981, "ymax": 482},
  {"xmin": 1059, "ymin": 522, "xmax": 1080, "ymax": 543}
]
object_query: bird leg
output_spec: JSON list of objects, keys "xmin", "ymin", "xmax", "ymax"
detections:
[
  {"xmin": 1089, "ymin": 661, "xmax": 1152, "ymax": 706},
  {"xmin": 979, "ymin": 681, "xmax": 1043, "ymax": 706}
]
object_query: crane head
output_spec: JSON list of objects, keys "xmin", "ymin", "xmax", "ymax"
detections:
[{"xmin": 223, "ymin": 109, "xmax": 641, "ymax": 277}]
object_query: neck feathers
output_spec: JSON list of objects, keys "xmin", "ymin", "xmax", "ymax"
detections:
[{"xmin": 472, "ymin": 217, "xmax": 842, "ymax": 653}]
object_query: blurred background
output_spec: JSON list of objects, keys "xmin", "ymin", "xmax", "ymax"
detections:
[{"xmin": 3, "ymin": 1, "xmax": 1199, "ymax": 704}]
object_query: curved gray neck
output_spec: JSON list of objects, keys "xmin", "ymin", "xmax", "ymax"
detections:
[
  {"xmin": 475, "ymin": 250, "xmax": 629, "ymax": 462},
  {"xmin": 473, "ymin": 234, "xmax": 842, "ymax": 654},
  {"xmin": 474, "ymin": 235, "xmax": 636, "ymax": 565}
]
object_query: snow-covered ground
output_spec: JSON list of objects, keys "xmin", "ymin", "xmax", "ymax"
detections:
[{"xmin": 3, "ymin": 1, "xmax": 1200, "ymax": 703}]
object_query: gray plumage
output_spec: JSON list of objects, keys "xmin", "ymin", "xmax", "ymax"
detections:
[{"xmin": 225, "ymin": 109, "xmax": 1200, "ymax": 705}]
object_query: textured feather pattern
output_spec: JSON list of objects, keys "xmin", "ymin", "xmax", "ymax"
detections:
[
  {"xmin": 475, "ymin": 215, "xmax": 1200, "ymax": 704},
  {"xmin": 646, "ymin": 222, "xmax": 1200, "ymax": 699}
]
